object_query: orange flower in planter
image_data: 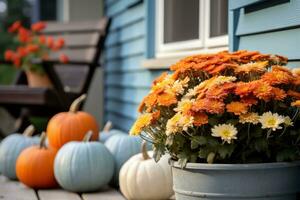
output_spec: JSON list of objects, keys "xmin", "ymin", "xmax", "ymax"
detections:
[
  {"xmin": 4, "ymin": 21, "xmax": 68, "ymax": 73},
  {"xmin": 31, "ymin": 21, "xmax": 46, "ymax": 32},
  {"xmin": 4, "ymin": 50, "xmax": 14, "ymax": 61},
  {"xmin": 59, "ymin": 54, "xmax": 69, "ymax": 64},
  {"xmin": 53, "ymin": 38, "xmax": 65, "ymax": 50},
  {"xmin": 26, "ymin": 44, "xmax": 39, "ymax": 53},
  {"xmin": 8, "ymin": 21, "xmax": 21, "ymax": 33}
]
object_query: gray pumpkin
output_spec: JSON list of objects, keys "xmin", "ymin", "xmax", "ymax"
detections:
[
  {"xmin": 105, "ymin": 133, "xmax": 150, "ymax": 186},
  {"xmin": 54, "ymin": 131, "xmax": 115, "ymax": 192},
  {"xmin": 0, "ymin": 125, "xmax": 39, "ymax": 180}
]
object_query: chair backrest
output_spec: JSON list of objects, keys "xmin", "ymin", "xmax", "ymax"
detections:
[{"xmin": 42, "ymin": 18, "xmax": 109, "ymax": 94}]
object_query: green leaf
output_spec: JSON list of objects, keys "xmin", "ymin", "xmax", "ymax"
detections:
[
  {"xmin": 276, "ymin": 149, "xmax": 297, "ymax": 162},
  {"xmin": 207, "ymin": 137, "xmax": 219, "ymax": 147},
  {"xmin": 217, "ymin": 145, "xmax": 235, "ymax": 159},
  {"xmin": 254, "ymin": 138, "xmax": 268, "ymax": 152},
  {"xmin": 198, "ymin": 148, "xmax": 210, "ymax": 159},
  {"xmin": 153, "ymin": 144, "xmax": 165, "ymax": 162},
  {"xmin": 191, "ymin": 136, "xmax": 207, "ymax": 149},
  {"xmin": 226, "ymin": 119, "xmax": 239, "ymax": 126},
  {"xmin": 208, "ymin": 117, "xmax": 219, "ymax": 126},
  {"xmin": 165, "ymin": 135, "xmax": 174, "ymax": 146}
]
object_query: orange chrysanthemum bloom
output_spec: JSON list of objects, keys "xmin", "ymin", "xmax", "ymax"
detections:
[
  {"xmin": 193, "ymin": 112, "xmax": 208, "ymax": 126},
  {"xmin": 261, "ymin": 71, "xmax": 293, "ymax": 85},
  {"xmin": 157, "ymin": 92, "xmax": 177, "ymax": 106},
  {"xmin": 234, "ymin": 82, "xmax": 255, "ymax": 97},
  {"xmin": 206, "ymin": 82, "xmax": 235, "ymax": 100},
  {"xmin": 287, "ymin": 90, "xmax": 300, "ymax": 99},
  {"xmin": 272, "ymin": 65, "xmax": 293, "ymax": 75},
  {"xmin": 152, "ymin": 72, "xmax": 168, "ymax": 86},
  {"xmin": 240, "ymin": 96, "xmax": 258, "ymax": 106},
  {"xmin": 192, "ymin": 98, "xmax": 225, "ymax": 114},
  {"xmin": 26, "ymin": 44, "xmax": 39, "ymax": 53},
  {"xmin": 252, "ymin": 81, "xmax": 273, "ymax": 101},
  {"xmin": 291, "ymin": 100, "xmax": 300, "ymax": 107},
  {"xmin": 226, "ymin": 102, "xmax": 248, "ymax": 115},
  {"xmin": 272, "ymin": 87, "xmax": 287, "ymax": 101}
]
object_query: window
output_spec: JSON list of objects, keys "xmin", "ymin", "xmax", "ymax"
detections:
[{"xmin": 156, "ymin": 0, "xmax": 228, "ymax": 58}]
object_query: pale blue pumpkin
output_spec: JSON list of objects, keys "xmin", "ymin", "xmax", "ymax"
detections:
[
  {"xmin": 54, "ymin": 133, "xmax": 115, "ymax": 192},
  {"xmin": 104, "ymin": 134, "xmax": 150, "ymax": 185},
  {"xmin": 99, "ymin": 129, "xmax": 125, "ymax": 143},
  {"xmin": 0, "ymin": 125, "xmax": 38, "ymax": 180}
]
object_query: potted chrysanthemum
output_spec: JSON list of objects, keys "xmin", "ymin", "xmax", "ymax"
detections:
[{"xmin": 130, "ymin": 50, "xmax": 300, "ymax": 200}]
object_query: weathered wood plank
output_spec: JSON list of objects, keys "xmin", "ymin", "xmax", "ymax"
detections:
[
  {"xmin": 82, "ymin": 188, "xmax": 125, "ymax": 200},
  {"xmin": 0, "ymin": 176, "xmax": 38, "ymax": 200},
  {"xmin": 38, "ymin": 189, "xmax": 81, "ymax": 200}
]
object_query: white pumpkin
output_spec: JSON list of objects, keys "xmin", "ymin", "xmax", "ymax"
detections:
[{"xmin": 119, "ymin": 141, "xmax": 174, "ymax": 200}]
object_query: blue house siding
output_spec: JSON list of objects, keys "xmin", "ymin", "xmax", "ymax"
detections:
[
  {"xmin": 229, "ymin": 0, "xmax": 300, "ymax": 67},
  {"xmin": 104, "ymin": 0, "xmax": 163, "ymax": 131}
]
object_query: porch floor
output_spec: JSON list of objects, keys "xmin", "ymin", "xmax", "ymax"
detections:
[{"xmin": 0, "ymin": 175, "xmax": 125, "ymax": 200}]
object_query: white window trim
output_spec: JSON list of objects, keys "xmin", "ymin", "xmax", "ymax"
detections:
[{"xmin": 155, "ymin": 0, "xmax": 228, "ymax": 58}]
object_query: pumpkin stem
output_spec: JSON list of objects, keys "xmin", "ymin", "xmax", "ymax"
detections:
[
  {"xmin": 23, "ymin": 125, "xmax": 35, "ymax": 137},
  {"xmin": 103, "ymin": 121, "xmax": 112, "ymax": 132},
  {"xmin": 39, "ymin": 132, "xmax": 47, "ymax": 149},
  {"xmin": 83, "ymin": 130, "xmax": 93, "ymax": 142},
  {"xmin": 69, "ymin": 94, "xmax": 87, "ymax": 113},
  {"xmin": 141, "ymin": 140, "xmax": 150, "ymax": 160}
]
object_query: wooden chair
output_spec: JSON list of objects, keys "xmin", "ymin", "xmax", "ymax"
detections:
[{"xmin": 0, "ymin": 18, "xmax": 110, "ymax": 133}]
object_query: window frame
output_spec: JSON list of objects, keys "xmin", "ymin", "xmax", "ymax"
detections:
[{"xmin": 155, "ymin": 0, "xmax": 228, "ymax": 58}]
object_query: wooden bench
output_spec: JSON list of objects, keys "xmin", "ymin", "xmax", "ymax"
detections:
[{"xmin": 0, "ymin": 18, "xmax": 110, "ymax": 132}]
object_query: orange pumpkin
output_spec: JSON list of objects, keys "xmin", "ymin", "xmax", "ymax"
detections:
[
  {"xmin": 47, "ymin": 94, "xmax": 99, "ymax": 149},
  {"xmin": 16, "ymin": 132, "xmax": 57, "ymax": 189}
]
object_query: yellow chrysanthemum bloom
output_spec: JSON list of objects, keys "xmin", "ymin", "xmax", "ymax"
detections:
[
  {"xmin": 259, "ymin": 112, "xmax": 285, "ymax": 131},
  {"xmin": 130, "ymin": 113, "xmax": 152, "ymax": 135},
  {"xmin": 211, "ymin": 124, "xmax": 238, "ymax": 144},
  {"xmin": 174, "ymin": 98, "xmax": 194, "ymax": 115},
  {"xmin": 239, "ymin": 112, "xmax": 260, "ymax": 124}
]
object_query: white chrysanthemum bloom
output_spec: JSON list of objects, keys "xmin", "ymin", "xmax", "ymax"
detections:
[
  {"xmin": 284, "ymin": 116, "xmax": 293, "ymax": 127},
  {"xmin": 151, "ymin": 74, "xmax": 174, "ymax": 92},
  {"xmin": 259, "ymin": 112, "xmax": 285, "ymax": 131},
  {"xmin": 172, "ymin": 77, "xmax": 190, "ymax": 95},
  {"xmin": 166, "ymin": 113, "xmax": 193, "ymax": 135},
  {"xmin": 213, "ymin": 76, "xmax": 237, "ymax": 85},
  {"xmin": 239, "ymin": 112, "xmax": 260, "ymax": 124},
  {"xmin": 211, "ymin": 124, "xmax": 238, "ymax": 144}
]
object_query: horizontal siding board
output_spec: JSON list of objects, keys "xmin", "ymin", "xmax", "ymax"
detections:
[
  {"xmin": 229, "ymin": 0, "xmax": 262, "ymax": 10},
  {"xmin": 105, "ymin": 20, "xmax": 145, "ymax": 47},
  {"xmin": 109, "ymin": 3, "xmax": 145, "ymax": 31},
  {"xmin": 106, "ymin": 100, "xmax": 139, "ymax": 119},
  {"xmin": 106, "ymin": 112, "xmax": 135, "ymax": 132},
  {"xmin": 236, "ymin": 0, "xmax": 300, "ymax": 36},
  {"xmin": 105, "ymin": 37, "xmax": 145, "ymax": 59},
  {"xmin": 105, "ymin": 71, "xmax": 163, "ymax": 88},
  {"xmin": 239, "ymin": 28, "xmax": 300, "ymax": 60},
  {"xmin": 288, "ymin": 61, "xmax": 300, "ymax": 68},
  {"xmin": 105, "ymin": 87, "xmax": 149, "ymax": 104},
  {"xmin": 105, "ymin": 54, "xmax": 145, "ymax": 72},
  {"xmin": 106, "ymin": 0, "xmax": 141, "ymax": 17}
]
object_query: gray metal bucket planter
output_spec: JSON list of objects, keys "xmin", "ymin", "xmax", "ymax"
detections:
[{"xmin": 171, "ymin": 161, "xmax": 300, "ymax": 200}]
